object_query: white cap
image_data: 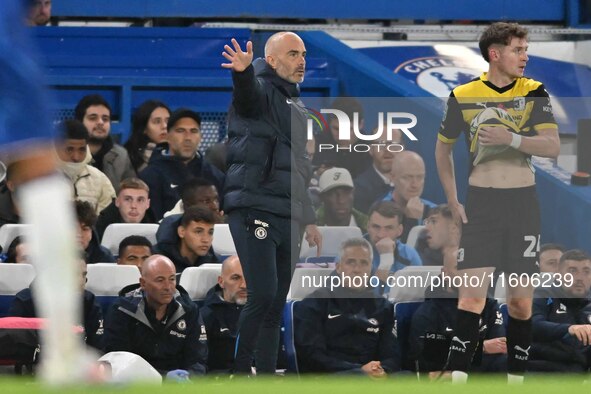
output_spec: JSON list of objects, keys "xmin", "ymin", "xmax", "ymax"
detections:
[{"xmin": 318, "ymin": 167, "xmax": 354, "ymax": 194}]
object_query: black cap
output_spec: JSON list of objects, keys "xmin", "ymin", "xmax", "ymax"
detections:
[{"xmin": 167, "ymin": 108, "xmax": 201, "ymax": 132}]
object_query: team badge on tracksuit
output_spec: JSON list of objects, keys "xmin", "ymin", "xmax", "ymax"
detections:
[{"xmin": 254, "ymin": 219, "xmax": 269, "ymax": 239}]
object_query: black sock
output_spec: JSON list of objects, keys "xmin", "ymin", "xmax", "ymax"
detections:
[
  {"xmin": 446, "ymin": 309, "xmax": 480, "ymax": 373},
  {"xmin": 507, "ymin": 315, "xmax": 532, "ymax": 375}
]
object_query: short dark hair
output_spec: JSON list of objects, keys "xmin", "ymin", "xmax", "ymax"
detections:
[
  {"xmin": 75, "ymin": 200, "xmax": 97, "ymax": 227},
  {"xmin": 167, "ymin": 108, "xmax": 201, "ymax": 132},
  {"xmin": 559, "ymin": 249, "xmax": 591, "ymax": 264},
  {"xmin": 180, "ymin": 177, "xmax": 216, "ymax": 207},
  {"xmin": 180, "ymin": 206, "xmax": 216, "ymax": 227},
  {"xmin": 118, "ymin": 235, "xmax": 153, "ymax": 257},
  {"xmin": 74, "ymin": 94, "xmax": 112, "ymax": 121},
  {"xmin": 540, "ymin": 243, "xmax": 565, "ymax": 255},
  {"xmin": 427, "ymin": 204, "xmax": 453, "ymax": 220},
  {"xmin": 479, "ymin": 22, "xmax": 528, "ymax": 62},
  {"xmin": 60, "ymin": 119, "xmax": 89, "ymax": 141},
  {"xmin": 368, "ymin": 200, "xmax": 404, "ymax": 223}
]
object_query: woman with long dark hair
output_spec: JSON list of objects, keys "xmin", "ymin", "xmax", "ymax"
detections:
[{"xmin": 125, "ymin": 100, "xmax": 171, "ymax": 172}]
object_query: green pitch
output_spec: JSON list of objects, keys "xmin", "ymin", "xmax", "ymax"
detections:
[{"xmin": 1, "ymin": 374, "xmax": 588, "ymax": 394}]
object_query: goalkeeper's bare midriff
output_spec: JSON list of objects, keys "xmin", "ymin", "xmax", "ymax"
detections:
[{"xmin": 469, "ymin": 151, "xmax": 535, "ymax": 188}]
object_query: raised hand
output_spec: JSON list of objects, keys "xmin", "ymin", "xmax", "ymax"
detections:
[
  {"xmin": 405, "ymin": 196, "xmax": 425, "ymax": 220},
  {"xmin": 221, "ymin": 38, "xmax": 254, "ymax": 72}
]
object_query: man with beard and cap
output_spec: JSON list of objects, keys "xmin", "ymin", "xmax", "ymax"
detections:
[
  {"xmin": 200, "ymin": 255, "xmax": 247, "ymax": 373},
  {"xmin": 74, "ymin": 94, "xmax": 136, "ymax": 193},
  {"xmin": 221, "ymin": 32, "xmax": 322, "ymax": 374}
]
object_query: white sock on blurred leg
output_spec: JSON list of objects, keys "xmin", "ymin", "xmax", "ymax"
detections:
[{"xmin": 19, "ymin": 174, "xmax": 85, "ymax": 385}]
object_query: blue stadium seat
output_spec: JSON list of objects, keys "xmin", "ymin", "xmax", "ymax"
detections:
[
  {"xmin": 0, "ymin": 264, "xmax": 36, "ymax": 317},
  {"xmin": 86, "ymin": 263, "xmax": 140, "ymax": 314},
  {"xmin": 499, "ymin": 303, "xmax": 508, "ymax": 330},
  {"xmin": 298, "ymin": 226, "xmax": 362, "ymax": 261},
  {"xmin": 281, "ymin": 300, "xmax": 300, "ymax": 375},
  {"xmin": 101, "ymin": 223, "xmax": 159, "ymax": 256},
  {"xmin": 0, "ymin": 224, "xmax": 30, "ymax": 253},
  {"xmin": 212, "ymin": 224, "xmax": 236, "ymax": 258},
  {"xmin": 287, "ymin": 267, "xmax": 333, "ymax": 301},
  {"xmin": 178, "ymin": 265, "xmax": 221, "ymax": 301}
]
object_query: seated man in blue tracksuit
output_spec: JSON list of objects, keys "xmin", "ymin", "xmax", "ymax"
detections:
[
  {"xmin": 530, "ymin": 249, "xmax": 591, "ymax": 372},
  {"xmin": 104, "ymin": 254, "xmax": 208, "ymax": 378},
  {"xmin": 294, "ymin": 238, "xmax": 400, "ymax": 376}
]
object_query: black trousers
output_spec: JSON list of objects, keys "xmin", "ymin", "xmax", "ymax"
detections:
[{"xmin": 228, "ymin": 208, "xmax": 301, "ymax": 373}]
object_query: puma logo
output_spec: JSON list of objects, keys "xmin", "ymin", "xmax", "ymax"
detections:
[
  {"xmin": 450, "ymin": 336, "xmax": 470, "ymax": 353},
  {"xmin": 514, "ymin": 345, "xmax": 530, "ymax": 358}
]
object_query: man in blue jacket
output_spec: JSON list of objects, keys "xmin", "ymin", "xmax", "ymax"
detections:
[
  {"xmin": 530, "ymin": 249, "xmax": 591, "ymax": 372},
  {"xmin": 104, "ymin": 255, "xmax": 208, "ymax": 377},
  {"xmin": 221, "ymin": 32, "xmax": 322, "ymax": 374},
  {"xmin": 140, "ymin": 109, "xmax": 225, "ymax": 220}
]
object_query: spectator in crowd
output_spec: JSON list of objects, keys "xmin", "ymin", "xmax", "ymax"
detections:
[
  {"xmin": 294, "ymin": 238, "xmax": 400, "ymax": 376},
  {"xmin": 415, "ymin": 204, "xmax": 456, "ymax": 266},
  {"xmin": 353, "ymin": 126, "xmax": 403, "ymax": 214},
  {"xmin": 124, "ymin": 100, "xmax": 171, "ymax": 173},
  {"xmin": 364, "ymin": 201, "xmax": 422, "ymax": 280},
  {"xmin": 117, "ymin": 235, "xmax": 153, "ymax": 269},
  {"xmin": 200, "ymin": 255, "xmax": 247, "ymax": 373},
  {"xmin": 27, "ymin": 0, "xmax": 51, "ymax": 26},
  {"xmin": 316, "ymin": 167, "xmax": 368, "ymax": 234},
  {"xmin": 9, "ymin": 257, "xmax": 104, "ymax": 351},
  {"xmin": 140, "ymin": 109, "xmax": 225, "ymax": 220},
  {"xmin": 96, "ymin": 177, "xmax": 157, "ymax": 239},
  {"xmin": 55, "ymin": 119, "xmax": 116, "ymax": 214},
  {"xmin": 163, "ymin": 177, "xmax": 222, "ymax": 220},
  {"xmin": 4, "ymin": 236, "xmax": 28, "ymax": 264},
  {"xmin": 312, "ymin": 97, "xmax": 372, "ymax": 179},
  {"xmin": 104, "ymin": 255, "xmax": 208, "ymax": 377},
  {"xmin": 383, "ymin": 151, "xmax": 436, "ymax": 243},
  {"xmin": 75, "ymin": 200, "xmax": 114, "ymax": 264},
  {"xmin": 74, "ymin": 94, "xmax": 136, "ymax": 192},
  {"xmin": 0, "ymin": 165, "xmax": 20, "ymax": 227},
  {"xmin": 155, "ymin": 206, "xmax": 218, "ymax": 274},
  {"xmin": 538, "ymin": 243, "xmax": 565, "ymax": 274},
  {"xmin": 530, "ymin": 249, "xmax": 591, "ymax": 372}
]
